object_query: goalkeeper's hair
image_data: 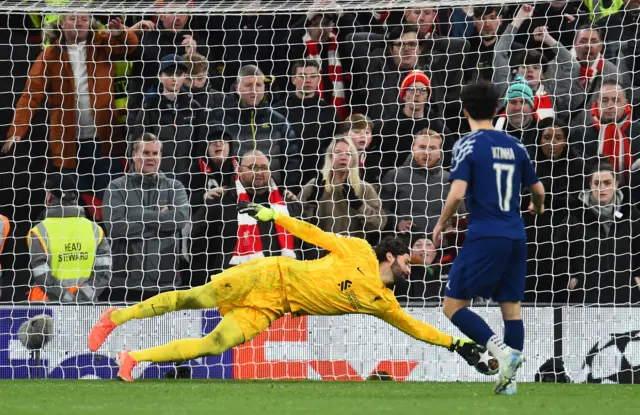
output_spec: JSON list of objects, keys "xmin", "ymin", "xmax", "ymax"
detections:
[
  {"xmin": 460, "ymin": 82, "xmax": 501, "ymax": 121},
  {"xmin": 374, "ymin": 237, "xmax": 410, "ymax": 263}
]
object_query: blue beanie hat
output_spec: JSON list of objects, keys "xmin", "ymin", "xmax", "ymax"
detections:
[{"xmin": 505, "ymin": 75, "xmax": 535, "ymax": 109}]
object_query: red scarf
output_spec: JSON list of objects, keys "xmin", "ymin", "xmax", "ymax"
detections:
[
  {"xmin": 534, "ymin": 84, "xmax": 554, "ymax": 120},
  {"xmin": 303, "ymin": 32, "xmax": 347, "ymax": 120},
  {"xmin": 591, "ymin": 102, "xmax": 634, "ymax": 174},
  {"xmin": 230, "ymin": 168, "xmax": 296, "ymax": 265},
  {"xmin": 578, "ymin": 53, "xmax": 604, "ymax": 91}
]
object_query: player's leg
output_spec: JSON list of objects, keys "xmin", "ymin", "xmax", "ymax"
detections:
[
  {"xmin": 89, "ymin": 260, "xmax": 277, "ymax": 352},
  {"xmin": 443, "ymin": 239, "xmax": 518, "ymax": 378},
  {"xmin": 492, "ymin": 239, "xmax": 528, "ymax": 394},
  {"xmin": 117, "ymin": 307, "xmax": 273, "ymax": 381}
]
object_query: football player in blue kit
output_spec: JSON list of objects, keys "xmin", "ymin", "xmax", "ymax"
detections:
[{"xmin": 433, "ymin": 82, "xmax": 546, "ymax": 394}]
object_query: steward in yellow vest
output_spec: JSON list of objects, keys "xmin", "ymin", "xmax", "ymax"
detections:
[{"xmin": 27, "ymin": 175, "xmax": 111, "ymax": 302}]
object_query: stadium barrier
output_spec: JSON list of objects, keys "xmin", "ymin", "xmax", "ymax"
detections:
[{"xmin": 1, "ymin": 306, "xmax": 638, "ymax": 383}]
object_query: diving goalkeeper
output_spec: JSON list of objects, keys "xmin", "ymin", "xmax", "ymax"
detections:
[{"xmin": 89, "ymin": 203, "xmax": 484, "ymax": 381}]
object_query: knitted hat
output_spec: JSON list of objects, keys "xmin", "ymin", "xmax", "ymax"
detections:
[
  {"xmin": 399, "ymin": 70, "xmax": 431, "ymax": 101},
  {"xmin": 505, "ymin": 75, "xmax": 535, "ymax": 108}
]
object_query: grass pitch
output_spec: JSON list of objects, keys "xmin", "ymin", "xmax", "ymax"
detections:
[{"xmin": 1, "ymin": 380, "xmax": 638, "ymax": 415}]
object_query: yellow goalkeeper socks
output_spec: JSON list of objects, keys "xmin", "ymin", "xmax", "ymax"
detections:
[
  {"xmin": 129, "ymin": 338, "xmax": 209, "ymax": 363},
  {"xmin": 110, "ymin": 291, "xmax": 181, "ymax": 326}
]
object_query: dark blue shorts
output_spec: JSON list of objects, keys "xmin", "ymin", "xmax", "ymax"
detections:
[{"xmin": 445, "ymin": 237, "xmax": 527, "ymax": 302}]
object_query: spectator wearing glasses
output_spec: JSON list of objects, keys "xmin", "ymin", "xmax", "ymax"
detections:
[
  {"xmin": 190, "ymin": 150, "xmax": 302, "ymax": 274},
  {"xmin": 378, "ymin": 70, "xmax": 452, "ymax": 176}
]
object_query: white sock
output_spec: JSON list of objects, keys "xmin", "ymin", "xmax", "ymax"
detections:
[{"xmin": 486, "ymin": 335, "xmax": 512, "ymax": 361}]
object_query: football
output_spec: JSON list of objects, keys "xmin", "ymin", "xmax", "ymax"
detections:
[{"xmin": 475, "ymin": 347, "xmax": 499, "ymax": 376}]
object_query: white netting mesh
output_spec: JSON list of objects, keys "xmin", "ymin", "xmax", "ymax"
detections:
[{"xmin": 0, "ymin": 0, "xmax": 639, "ymax": 381}]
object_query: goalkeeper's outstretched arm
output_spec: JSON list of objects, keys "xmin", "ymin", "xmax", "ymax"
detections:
[
  {"xmin": 378, "ymin": 302, "xmax": 453, "ymax": 349},
  {"xmin": 239, "ymin": 203, "xmax": 348, "ymax": 255}
]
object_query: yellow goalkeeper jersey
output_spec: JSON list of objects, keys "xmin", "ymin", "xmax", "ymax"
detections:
[{"xmin": 274, "ymin": 215, "xmax": 451, "ymax": 347}]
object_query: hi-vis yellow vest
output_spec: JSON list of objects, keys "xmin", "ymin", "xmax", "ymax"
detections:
[
  {"xmin": 40, "ymin": 216, "xmax": 96, "ymax": 281},
  {"xmin": 584, "ymin": 0, "xmax": 624, "ymax": 21}
]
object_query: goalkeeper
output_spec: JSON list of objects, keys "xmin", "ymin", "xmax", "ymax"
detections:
[{"xmin": 89, "ymin": 203, "xmax": 483, "ymax": 381}]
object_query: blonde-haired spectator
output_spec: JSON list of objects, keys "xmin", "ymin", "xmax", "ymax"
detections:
[{"xmin": 299, "ymin": 135, "xmax": 386, "ymax": 251}]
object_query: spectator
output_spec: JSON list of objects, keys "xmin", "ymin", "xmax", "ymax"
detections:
[
  {"xmin": 183, "ymin": 52, "xmax": 224, "ymax": 110},
  {"xmin": 523, "ymin": 118, "xmax": 584, "ymax": 303},
  {"xmin": 26, "ymin": 174, "xmax": 110, "ymax": 303},
  {"xmin": 102, "ymin": 133, "xmax": 189, "ymax": 302},
  {"xmin": 494, "ymin": 77, "xmax": 540, "ymax": 155},
  {"xmin": 273, "ymin": 59, "xmax": 339, "ymax": 188},
  {"xmin": 569, "ymin": 24, "xmax": 629, "ymax": 126},
  {"xmin": 294, "ymin": 12, "xmax": 347, "ymax": 119},
  {"xmin": 572, "ymin": 81, "xmax": 640, "ymax": 182},
  {"xmin": 3, "ymin": 15, "xmax": 138, "ymax": 217},
  {"xmin": 190, "ymin": 150, "xmax": 301, "ymax": 278},
  {"xmin": 494, "ymin": 7, "xmax": 583, "ymax": 121},
  {"xmin": 187, "ymin": 127, "xmax": 234, "ymax": 209},
  {"xmin": 569, "ymin": 161, "xmax": 640, "ymax": 304},
  {"xmin": 378, "ymin": 70, "xmax": 452, "ymax": 176},
  {"xmin": 129, "ymin": 54, "xmax": 206, "ymax": 188},
  {"xmin": 299, "ymin": 135, "xmax": 385, "ymax": 248},
  {"xmin": 127, "ymin": 0, "xmax": 204, "ymax": 117},
  {"xmin": 463, "ymin": 6, "xmax": 509, "ymax": 84},
  {"xmin": 341, "ymin": 113, "xmax": 381, "ymax": 183},
  {"xmin": 210, "ymin": 64, "xmax": 301, "ymax": 188},
  {"xmin": 394, "ymin": 236, "xmax": 444, "ymax": 304},
  {"xmin": 347, "ymin": 23, "xmax": 466, "ymax": 126},
  {"xmin": 594, "ymin": 0, "xmax": 640, "ymax": 60},
  {"xmin": 611, "ymin": 0, "xmax": 640, "ymax": 118},
  {"xmin": 380, "ymin": 129, "xmax": 465, "ymax": 239}
]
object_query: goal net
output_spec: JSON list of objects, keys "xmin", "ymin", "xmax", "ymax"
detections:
[{"xmin": 0, "ymin": 0, "xmax": 639, "ymax": 383}]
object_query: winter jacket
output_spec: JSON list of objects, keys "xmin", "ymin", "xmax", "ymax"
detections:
[
  {"xmin": 299, "ymin": 179, "xmax": 386, "ymax": 242},
  {"xmin": 127, "ymin": 20, "xmax": 205, "ymax": 119},
  {"xmin": 103, "ymin": 172, "xmax": 190, "ymax": 290},
  {"xmin": 522, "ymin": 145, "xmax": 585, "ymax": 303},
  {"xmin": 380, "ymin": 157, "xmax": 465, "ymax": 235},
  {"xmin": 129, "ymin": 86, "xmax": 206, "ymax": 188},
  {"xmin": 187, "ymin": 156, "xmax": 235, "ymax": 209},
  {"xmin": 377, "ymin": 105, "xmax": 454, "ymax": 176},
  {"xmin": 190, "ymin": 187, "xmax": 302, "ymax": 273},
  {"xmin": 209, "ymin": 94, "xmax": 301, "ymax": 187},
  {"xmin": 569, "ymin": 57, "xmax": 630, "ymax": 127},
  {"xmin": 493, "ymin": 24, "xmax": 584, "ymax": 121},
  {"xmin": 8, "ymin": 28, "xmax": 139, "ymax": 168},
  {"xmin": 273, "ymin": 93, "xmax": 338, "ymax": 187},
  {"xmin": 568, "ymin": 192, "xmax": 640, "ymax": 304},
  {"xmin": 569, "ymin": 118, "xmax": 640, "ymax": 161}
]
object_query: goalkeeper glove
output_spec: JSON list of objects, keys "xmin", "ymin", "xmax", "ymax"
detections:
[
  {"xmin": 237, "ymin": 201, "xmax": 279, "ymax": 221},
  {"xmin": 450, "ymin": 337, "xmax": 481, "ymax": 366}
]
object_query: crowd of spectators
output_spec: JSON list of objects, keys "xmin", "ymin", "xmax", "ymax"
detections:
[{"xmin": 1, "ymin": 1, "xmax": 640, "ymax": 305}]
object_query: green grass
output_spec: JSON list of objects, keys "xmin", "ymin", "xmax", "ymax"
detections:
[{"xmin": 1, "ymin": 380, "xmax": 638, "ymax": 415}]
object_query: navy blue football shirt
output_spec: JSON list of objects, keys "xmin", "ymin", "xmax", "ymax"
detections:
[{"xmin": 449, "ymin": 129, "xmax": 539, "ymax": 240}]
